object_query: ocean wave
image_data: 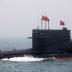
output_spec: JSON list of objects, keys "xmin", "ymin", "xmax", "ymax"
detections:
[{"xmin": 2, "ymin": 56, "xmax": 45, "ymax": 62}]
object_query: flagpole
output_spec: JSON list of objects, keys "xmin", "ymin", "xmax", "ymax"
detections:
[
  {"xmin": 45, "ymin": 21, "xmax": 46, "ymax": 29},
  {"xmin": 45, "ymin": 12, "xmax": 46, "ymax": 30},
  {"xmin": 41, "ymin": 19, "xmax": 42, "ymax": 29},
  {"xmin": 48, "ymin": 21, "xmax": 49, "ymax": 30}
]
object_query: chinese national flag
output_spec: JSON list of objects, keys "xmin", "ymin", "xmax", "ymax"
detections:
[
  {"xmin": 41, "ymin": 16, "xmax": 49, "ymax": 21},
  {"xmin": 60, "ymin": 20, "xmax": 65, "ymax": 26}
]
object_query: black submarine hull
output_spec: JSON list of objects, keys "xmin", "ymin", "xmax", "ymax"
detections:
[
  {"xmin": 0, "ymin": 41, "xmax": 72, "ymax": 59},
  {"xmin": 0, "ymin": 28, "xmax": 72, "ymax": 59}
]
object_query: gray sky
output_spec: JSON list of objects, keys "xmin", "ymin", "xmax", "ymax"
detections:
[{"xmin": 0, "ymin": 0, "xmax": 72, "ymax": 38}]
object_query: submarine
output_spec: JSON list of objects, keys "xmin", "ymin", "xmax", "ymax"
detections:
[{"xmin": 0, "ymin": 16, "xmax": 72, "ymax": 59}]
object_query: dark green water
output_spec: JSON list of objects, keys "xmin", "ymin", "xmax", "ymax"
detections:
[{"xmin": 0, "ymin": 38, "xmax": 72, "ymax": 72}]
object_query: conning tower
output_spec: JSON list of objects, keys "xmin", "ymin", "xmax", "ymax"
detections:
[{"xmin": 32, "ymin": 28, "xmax": 70, "ymax": 54}]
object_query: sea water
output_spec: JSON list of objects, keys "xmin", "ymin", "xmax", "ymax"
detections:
[{"xmin": 0, "ymin": 38, "xmax": 72, "ymax": 72}]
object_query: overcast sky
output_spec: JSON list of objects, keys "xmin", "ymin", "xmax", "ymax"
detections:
[{"xmin": 0, "ymin": 0, "xmax": 72, "ymax": 38}]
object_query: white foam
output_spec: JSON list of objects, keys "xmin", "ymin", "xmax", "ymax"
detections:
[{"xmin": 2, "ymin": 56, "xmax": 45, "ymax": 62}]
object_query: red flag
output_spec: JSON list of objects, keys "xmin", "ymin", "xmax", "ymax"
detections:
[
  {"xmin": 60, "ymin": 20, "xmax": 65, "ymax": 26},
  {"xmin": 41, "ymin": 16, "xmax": 49, "ymax": 21}
]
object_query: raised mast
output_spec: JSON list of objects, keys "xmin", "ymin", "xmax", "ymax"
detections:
[{"xmin": 41, "ymin": 15, "xmax": 49, "ymax": 30}]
